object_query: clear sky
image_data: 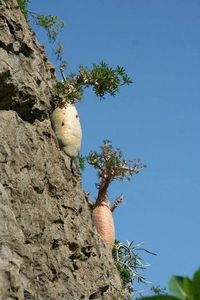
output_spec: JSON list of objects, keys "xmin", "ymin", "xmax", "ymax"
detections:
[{"xmin": 30, "ymin": 0, "xmax": 200, "ymax": 296}]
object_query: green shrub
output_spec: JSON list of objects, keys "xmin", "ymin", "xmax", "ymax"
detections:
[{"xmin": 140, "ymin": 269, "xmax": 200, "ymax": 300}]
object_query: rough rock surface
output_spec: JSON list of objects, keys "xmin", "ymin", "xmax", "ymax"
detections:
[
  {"xmin": 0, "ymin": 0, "xmax": 55, "ymax": 122},
  {"xmin": 0, "ymin": 1, "xmax": 122, "ymax": 299}
]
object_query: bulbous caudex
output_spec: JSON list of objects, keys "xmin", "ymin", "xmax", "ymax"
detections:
[
  {"xmin": 92, "ymin": 200, "xmax": 115, "ymax": 249},
  {"xmin": 92, "ymin": 195, "xmax": 124, "ymax": 249},
  {"xmin": 51, "ymin": 103, "xmax": 82, "ymax": 157}
]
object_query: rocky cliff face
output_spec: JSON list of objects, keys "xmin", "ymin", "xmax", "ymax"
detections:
[{"xmin": 0, "ymin": 1, "xmax": 122, "ymax": 299}]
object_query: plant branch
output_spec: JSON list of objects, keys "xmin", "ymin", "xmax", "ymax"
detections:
[
  {"xmin": 110, "ymin": 195, "xmax": 124, "ymax": 212},
  {"xmin": 60, "ymin": 65, "xmax": 67, "ymax": 82},
  {"xmin": 55, "ymin": 62, "xmax": 132, "ymax": 106}
]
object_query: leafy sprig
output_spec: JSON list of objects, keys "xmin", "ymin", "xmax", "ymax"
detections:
[
  {"xmin": 32, "ymin": 14, "xmax": 64, "ymax": 43},
  {"xmin": 55, "ymin": 62, "xmax": 132, "ymax": 106},
  {"xmin": 80, "ymin": 62, "xmax": 133, "ymax": 98},
  {"xmin": 17, "ymin": 1, "xmax": 66, "ymax": 65},
  {"xmin": 77, "ymin": 155, "xmax": 86, "ymax": 171}
]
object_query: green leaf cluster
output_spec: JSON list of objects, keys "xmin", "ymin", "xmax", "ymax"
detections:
[
  {"xmin": 76, "ymin": 155, "xmax": 86, "ymax": 171},
  {"xmin": 34, "ymin": 15, "xmax": 64, "ymax": 43},
  {"xmin": 54, "ymin": 43, "xmax": 65, "ymax": 62},
  {"xmin": 140, "ymin": 269, "xmax": 200, "ymax": 300},
  {"xmin": 80, "ymin": 62, "xmax": 132, "ymax": 98},
  {"xmin": 56, "ymin": 62, "xmax": 132, "ymax": 105},
  {"xmin": 17, "ymin": 1, "xmax": 65, "ymax": 65},
  {"xmin": 151, "ymin": 286, "xmax": 168, "ymax": 296},
  {"xmin": 17, "ymin": 2, "xmax": 132, "ymax": 105}
]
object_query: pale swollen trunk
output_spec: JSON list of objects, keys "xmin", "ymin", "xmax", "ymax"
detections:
[
  {"xmin": 51, "ymin": 104, "xmax": 82, "ymax": 157},
  {"xmin": 92, "ymin": 201, "xmax": 115, "ymax": 249}
]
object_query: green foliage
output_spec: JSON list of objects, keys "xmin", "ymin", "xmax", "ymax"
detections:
[
  {"xmin": 140, "ymin": 269, "xmax": 200, "ymax": 300},
  {"xmin": 168, "ymin": 277, "xmax": 188, "ymax": 300},
  {"xmin": 17, "ymin": 2, "xmax": 131, "ymax": 104},
  {"xmin": 76, "ymin": 155, "xmax": 86, "ymax": 171},
  {"xmin": 29, "ymin": 12, "xmax": 65, "ymax": 64},
  {"xmin": 17, "ymin": 1, "xmax": 65, "ymax": 65},
  {"xmin": 140, "ymin": 296, "xmax": 178, "ymax": 300},
  {"xmin": 113, "ymin": 240, "xmax": 156, "ymax": 300},
  {"xmin": 79, "ymin": 62, "xmax": 132, "ymax": 98},
  {"xmin": 54, "ymin": 43, "xmax": 65, "ymax": 63},
  {"xmin": 168, "ymin": 271, "xmax": 200, "ymax": 300},
  {"xmin": 33, "ymin": 14, "xmax": 64, "ymax": 43},
  {"xmin": 151, "ymin": 286, "xmax": 167, "ymax": 296},
  {"xmin": 55, "ymin": 62, "xmax": 132, "ymax": 105},
  {"xmin": 17, "ymin": 0, "xmax": 29, "ymax": 20}
]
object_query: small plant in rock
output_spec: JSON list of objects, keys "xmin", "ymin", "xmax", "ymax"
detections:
[
  {"xmin": 18, "ymin": 1, "xmax": 64, "ymax": 42},
  {"xmin": 17, "ymin": 1, "xmax": 65, "ymax": 65},
  {"xmin": 112, "ymin": 240, "xmax": 156, "ymax": 300},
  {"xmin": 86, "ymin": 140, "xmax": 145, "ymax": 248},
  {"xmin": 29, "ymin": 13, "xmax": 65, "ymax": 64},
  {"xmin": 32, "ymin": 14, "xmax": 64, "ymax": 43}
]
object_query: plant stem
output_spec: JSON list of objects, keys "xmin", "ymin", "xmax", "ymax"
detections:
[
  {"xmin": 60, "ymin": 66, "xmax": 67, "ymax": 82},
  {"xmin": 96, "ymin": 178, "xmax": 110, "ymax": 205}
]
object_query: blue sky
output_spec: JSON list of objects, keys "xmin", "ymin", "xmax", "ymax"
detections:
[{"xmin": 30, "ymin": 0, "xmax": 200, "ymax": 296}]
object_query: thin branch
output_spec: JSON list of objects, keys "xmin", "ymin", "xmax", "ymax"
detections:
[
  {"xmin": 110, "ymin": 195, "xmax": 124, "ymax": 212},
  {"xmin": 60, "ymin": 65, "xmax": 67, "ymax": 82}
]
